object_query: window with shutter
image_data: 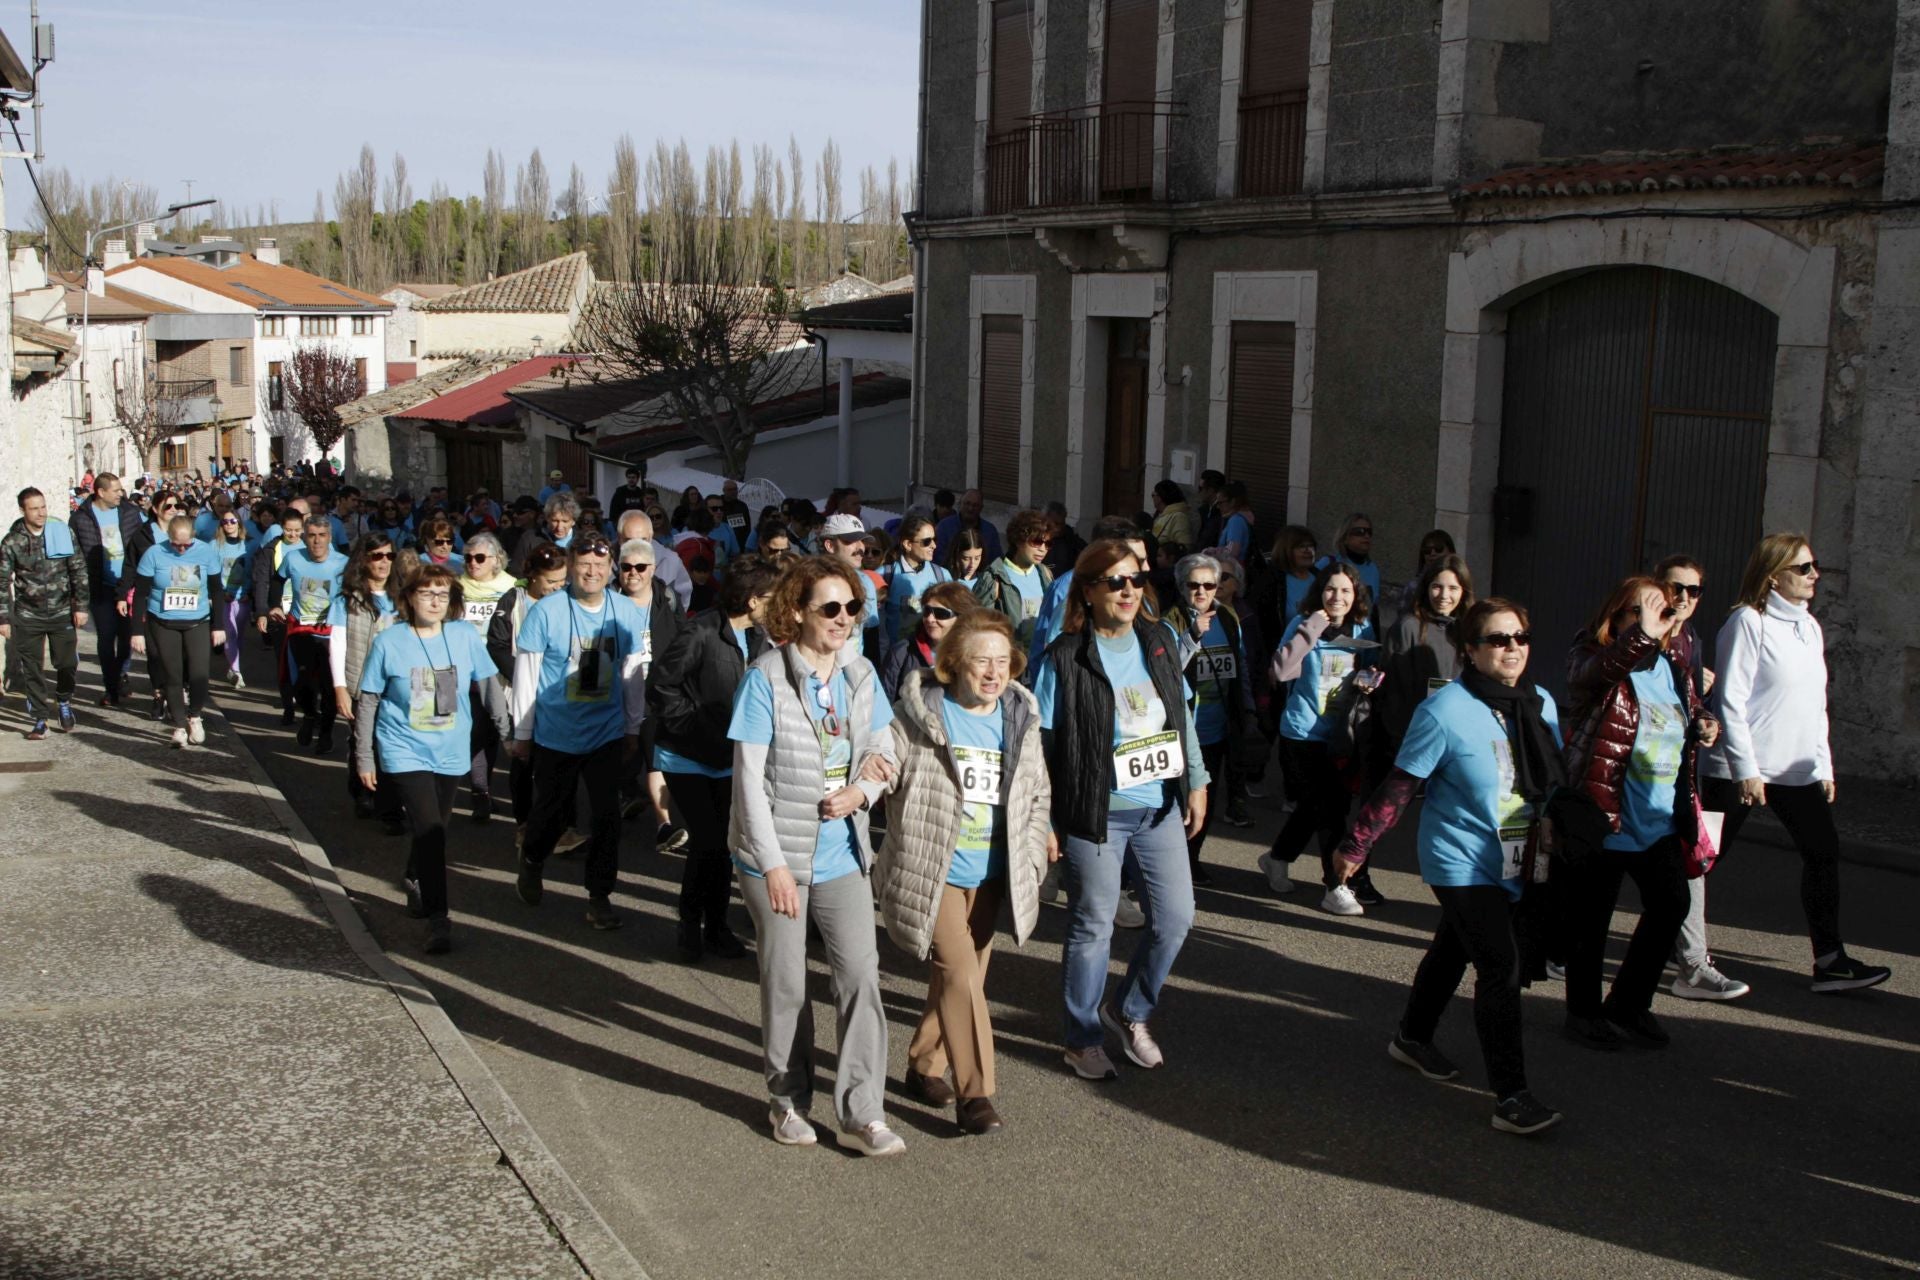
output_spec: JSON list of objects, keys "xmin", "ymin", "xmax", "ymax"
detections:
[
  {"xmin": 1226, "ymin": 321, "xmax": 1296, "ymax": 536},
  {"xmin": 1239, "ymin": 0, "xmax": 1310, "ymax": 196},
  {"xmin": 1102, "ymin": 0, "xmax": 1158, "ymax": 199},
  {"xmin": 986, "ymin": 0, "xmax": 1033, "ymax": 213},
  {"xmin": 978, "ymin": 314, "xmax": 1024, "ymax": 505}
]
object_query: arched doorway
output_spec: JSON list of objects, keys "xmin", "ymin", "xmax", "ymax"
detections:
[{"xmin": 1492, "ymin": 267, "xmax": 1778, "ymax": 692}]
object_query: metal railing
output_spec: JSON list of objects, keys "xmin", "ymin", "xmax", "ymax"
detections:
[
  {"xmin": 985, "ymin": 100, "xmax": 1185, "ymax": 213},
  {"xmin": 155, "ymin": 377, "xmax": 217, "ymax": 400},
  {"xmin": 1237, "ymin": 92, "xmax": 1308, "ymax": 198}
]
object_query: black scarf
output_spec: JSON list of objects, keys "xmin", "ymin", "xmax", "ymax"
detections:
[{"xmin": 1459, "ymin": 668, "xmax": 1565, "ymax": 803}]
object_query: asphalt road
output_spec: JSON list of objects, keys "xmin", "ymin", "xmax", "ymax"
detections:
[{"xmin": 221, "ymin": 637, "xmax": 1920, "ymax": 1280}]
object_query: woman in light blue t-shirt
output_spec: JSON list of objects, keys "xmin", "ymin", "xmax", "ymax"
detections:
[
  {"xmin": 130, "ymin": 515, "xmax": 228, "ymax": 749},
  {"xmin": 1336, "ymin": 598, "xmax": 1565, "ymax": 1138}
]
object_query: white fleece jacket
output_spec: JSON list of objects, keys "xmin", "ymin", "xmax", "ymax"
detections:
[{"xmin": 1704, "ymin": 591, "xmax": 1832, "ymax": 785}]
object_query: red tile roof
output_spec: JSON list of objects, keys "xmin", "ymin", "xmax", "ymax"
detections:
[
  {"xmin": 106, "ymin": 254, "xmax": 391, "ymax": 311},
  {"xmin": 420, "ymin": 253, "xmax": 591, "ymax": 314},
  {"xmin": 391, "ymin": 356, "xmax": 583, "ymax": 425},
  {"xmin": 1459, "ymin": 143, "xmax": 1884, "ymax": 200}
]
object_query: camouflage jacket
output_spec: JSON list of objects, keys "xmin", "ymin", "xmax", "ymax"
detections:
[{"xmin": 0, "ymin": 518, "xmax": 89, "ymax": 628}]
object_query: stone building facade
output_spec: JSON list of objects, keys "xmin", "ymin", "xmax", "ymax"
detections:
[{"xmin": 909, "ymin": 0, "xmax": 1920, "ymax": 781}]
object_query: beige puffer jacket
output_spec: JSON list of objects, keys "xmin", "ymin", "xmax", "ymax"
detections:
[{"xmin": 876, "ymin": 669, "xmax": 1052, "ymax": 960}]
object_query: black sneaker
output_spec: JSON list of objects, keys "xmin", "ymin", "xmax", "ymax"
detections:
[
  {"xmin": 516, "ymin": 854, "xmax": 545, "ymax": 906},
  {"xmin": 1811, "ymin": 952, "xmax": 1892, "ymax": 994},
  {"xmin": 1191, "ymin": 862, "xmax": 1214, "ymax": 886},
  {"xmin": 656, "ymin": 821, "xmax": 689, "ymax": 853},
  {"xmin": 56, "ymin": 703, "xmax": 76, "ymax": 732},
  {"xmin": 1603, "ymin": 1007, "xmax": 1670, "ymax": 1048},
  {"xmin": 1492, "ymin": 1091, "xmax": 1562, "ymax": 1136},
  {"xmin": 152, "ymin": 693, "xmax": 168, "ymax": 722},
  {"xmin": 404, "ymin": 878, "xmax": 426, "ymax": 919},
  {"xmin": 296, "ymin": 715, "xmax": 315, "ymax": 746},
  {"xmin": 315, "ymin": 727, "xmax": 335, "ymax": 755},
  {"xmin": 424, "ymin": 917, "xmax": 451, "ymax": 955},
  {"xmin": 1388, "ymin": 1033, "xmax": 1460, "ymax": 1081},
  {"xmin": 704, "ymin": 926, "xmax": 748, "ymax": 959},
  {"xmin": 23, "ymin": 721, "xmax": 48, "ymax": 741},
  {"xmin": 353, "ymin": 797, "xmax": 376, "ymax": 819},
  {"xmin": 584, "ymin": 895, "xmax": 623, "ymax": 930},
  {"xmin": 676, "ymin": 919, "xmax": 703, "ymax": 961},
  {"xmin": 1563, "ymin": 1014, "xmax": 1628, "ymax": 1052},
  {"xmin": 280, "ymin": 707, "xmax": 296, "ymax": 727},
  {"xmin": 1350, "ymin": 873, "xmax": 1385, "ymax": 907},
  {"xmin": 382, "ymin": 816, "xmax": 407, "ymax": 838},
  {"xmin": 469, "ymin": 791, "xmax": 492, "ymax": 825}
]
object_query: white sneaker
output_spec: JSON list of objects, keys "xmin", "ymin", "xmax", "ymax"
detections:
[
  {"xmin": 1063, "ymin": 1045, "xmax": 1120, "ymax": 1080},
  {"xmin": 1258, "ymin": 852, "xmax": 1294, "ymax": 894},
  {"xmin": 186, "ymin": 717, "xmax": 206, "ymax": 746},
  {"xmin": 233, "ymin": 671, "xmax": 246, "ymax": 690},
  {"xmin": 1544, "ymin": 961, "xmax": 1566, "ymax": 982},
  {"xmin": 1100, "ymin": 1002, "xmax": 1164, "ymax": 1069},
  {"xmin": 1039, "ymin": 862, "xmax": 1063, "ymax": 905},
  {"xmin": 169, "ymin": 727, "xmax": 188, "ymax": 750},
  {"xmin": 769, "ymin": 1107, "xmax": 817, "ymax": 1147},
  {"xmin": 1113, "ymin": 893, "xmax": 1146, "ymax": 930},
  {"xmin": 1671, "ymin": 960, "xmax": 1751, "ymax": 1001},
  {"xmin": 840, "ymin": 1121, "xmax": 906, "ymax": 1157},
  {"xmin": 1320, "ymin": 884, "xmax": 1364, "ymax": 916}
]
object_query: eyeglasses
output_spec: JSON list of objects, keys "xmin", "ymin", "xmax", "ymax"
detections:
[
  {"xmin": 807, "ymin": 599, "xmax": 864, "ymax": 621},
  {"xmin": 922, "ymin": 605, "xmax": 958, "ymax": 621},
  {"xmin": 1667, "ymin": 583, "xmax": 1703, "ymax": 599},
  {"xmin": 1184, "ymin": 580, "xmax": 1218, "ymax": 594},
  {"xmin": 1350, "ymin": 527, "xmax": 1374, "ymax": 537},
  {"xmin": 366, "ymin": 550, "xmax": 394, "ymax": 562},
  {"xmin": 1472, "ymin": 631, "xmax": 1532, "ymax": 649},
  {"xmin": 815, "ymin": 681, "xmax": 843, "ymax": 738},
  {"xmin": 415, "ymin": 590, "xmax": 451, "ymax": 603},
  {"xmin": 619, "ymin": 561, "xmax": 652, "ymax": 573},
  {"xmin": 1092, "ymin": 572, "xmax": 1150, "ymax": 592},
  {"xmin": 1788, "ymin": 560, "xmax": 1820, "ymax": 576}
]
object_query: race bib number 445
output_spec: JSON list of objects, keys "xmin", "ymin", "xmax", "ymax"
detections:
[{"xmin": 1114, "ymin": 731, "xmax": 1183, "ymax": 785}]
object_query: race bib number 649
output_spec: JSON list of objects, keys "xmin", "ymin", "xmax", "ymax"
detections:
[{"xmin": 1114, "ymin": 731, "xmax": 1183, "ymax": 785}]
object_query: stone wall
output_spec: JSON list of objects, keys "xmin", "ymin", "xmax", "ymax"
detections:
[{"xmin": 1323, "ymin": 0, "xmax": 1441, "ymax": 190}]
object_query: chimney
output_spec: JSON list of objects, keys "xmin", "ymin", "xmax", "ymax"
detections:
[
  {"xmin": 133, "ymin": 222, "xmax": 156, "ymax": 258},
  {"xmin": 255, "ymin": 237, "xmax": 280, "ymax": 266},
  {"xmin": 10, "ymin": 245, "xmax": 46, "ymax": 291},
  {"xmin": 86, "ymin": 266, "xmax": 105, "ymax": 296},
  {"xmin": 102, "ymin": 238, "xmax": 130, "ymax": 272}
]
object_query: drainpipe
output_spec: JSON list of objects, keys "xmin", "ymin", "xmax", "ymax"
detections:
[{"xmin": 907, "ymin": 0, "xmax": 932, "ymax": 510}]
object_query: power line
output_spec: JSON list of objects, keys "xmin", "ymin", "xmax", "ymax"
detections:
[{"xmin": 7, "ymin": 112, "xmax": 85, "ymax": 263}]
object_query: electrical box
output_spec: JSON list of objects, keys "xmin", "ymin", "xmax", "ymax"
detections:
[
  {"xmin": 1168, "ymin": 449, "xmax": 1195, "ymax": 485},
  {"xmin": 34, "ymin": 23, "xmax": 53, "ymax": 65}
]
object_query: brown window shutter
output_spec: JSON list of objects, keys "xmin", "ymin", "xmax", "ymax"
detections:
[
  {"xmin": 978, "ymin": 314, "xmax": 1023, "ymax": 505},
  {"xmin": 1104, "ymin": 0, "xmax": 1157, "ymax": 104},
  {"xmin": 1226, "ymin": 321, "xmax": 1296, "ymax": 536},
  {"xmin": 991, "ymin": 0, "xmax": 1032, "ymax": 135},
  {"xmin": 1239, "ymin": 0, "xmax": 1310, "ymax": 195}
]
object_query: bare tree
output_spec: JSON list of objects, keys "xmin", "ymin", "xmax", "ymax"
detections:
[
  {"xmin": 785, "ymin": 135, "xmax": 809, "ymax": 286},
  {"xmin": 113, "ymin": 366, "xmax": 190, "ymax": 472},
  {"xmin": 26, "ymin": 168, "xmax": 161, "ymax": 273},
  {"xmin": 512, "ymin": 148, "xmax": 552, "ymax": 270},
  {"xmin": 281, "ymin": 343, "xmax": 368, "ymax": 462},
  {"xmin": 576, "ymin": 143, "xmax": 797, "ymax": 479},
  {"xmin": 479, "ymin": 149, "xmax": 506, "ymax": 281},
  {"xmin": 423, "ymin": 180, "xmax": 454, "ymax": 282},
  {"xmin": 608, "ymin": 134, "xmax": 641, "ymax": 283},
  {"xmin": 334, "ymin": 144, "xmax": 379, "ymax": 289}
]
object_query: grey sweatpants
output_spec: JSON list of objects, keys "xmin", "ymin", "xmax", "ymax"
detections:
[
  {"xmin": 1676, "ymin": 876, "xmax": 1709, "ymax": 968},
  {"xmin": 738, "ymin": 867, "xmax": 889, "ymax": 1131}
]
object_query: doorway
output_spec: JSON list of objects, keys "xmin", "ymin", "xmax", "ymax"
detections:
[
  {"xmin": 1103, "ymin": 318, "xmax": 1151, "ymax": 517},
  {"xmin": 1493, "ymin": 267, "xmax": 1777, "ymax": 692}
]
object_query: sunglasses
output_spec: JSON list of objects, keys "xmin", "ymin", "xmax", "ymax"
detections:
[
  {"xmin": 1667, "ymin": 583, "xmax": 1703, "ymax": 599},
  {"xmin": 815, "ymin": 682, "xmax": 843, "ymax": 738},
  {"xmin": 619, "ymin": 561, "xmax": 652, "ymax": 573},
  {"xmin": 923, "ymin": 605, "xmax": 958, "ymax": 621},
  {"xmin": 574, "ymin": 540, "xmax": 614, "ymax": 557},
  {"xmin": 807, "ymin": 599, "xmax": 865, "ymax": 621},
  {"xmin": 1028, "ymin": 537, "xmax": 1051, "ymax": 547},
  {"xmin": 467, "ymin": 552, "xmax": 490, "ymax": 563},
  {"xmin": 1788, "ymin": 560, "xmax": 1819, "ymax": 576},
  {"xmin": 913, "ymin": 536, "xmax": 937, "ymax": 547},
  {"xmin": 221, "ymin": 517, "xmax": 240, "ymax": 526},
  {"xmin": 1184, "ymin": 581, "xmax": 1218, "ymax": 594},
  {"xmin": 1473, "ymin": 631, "xmax": 1532, "ymax": 649},
  {"xmin": 430, "ymin": 538, "xmax": 453, "ymax": 547},
  {"xmin": 1350, "ymin": 528, "xmax": 1374, "ymax": 537},
  {"xmin": 1092, "ymin": 572, "xmax": 1150, "ymax": 592},
  {"xmin": 366, "ymin": 550, "xmax": 395, "ymax": 562}
]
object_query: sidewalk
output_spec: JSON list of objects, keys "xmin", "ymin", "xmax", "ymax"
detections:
[
  {"xmin": 1745, "ymin": 774, "xmax": 1918, "ymax": 872},
  {"xmin": 0, "ymin": 672, "xmax": 614, "ymax": 1278}
]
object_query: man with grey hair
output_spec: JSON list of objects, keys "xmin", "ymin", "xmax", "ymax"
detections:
[
  {"xmin": 508, "ymin": 492, "xmax": 581, "ymax": 577},
  {"xmin": 616, "ymin": 508, "xmax": 692, "ymax": 611}
]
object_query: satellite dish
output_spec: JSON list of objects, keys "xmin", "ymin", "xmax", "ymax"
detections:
[{"xmin": 737, "ymin": 478, "xmax": 785, "ymax": 510}]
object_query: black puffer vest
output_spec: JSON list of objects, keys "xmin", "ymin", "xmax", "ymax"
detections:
[{"xmin": 1042, "ymin": 620, "xmax": 1193, "ymax": 843}]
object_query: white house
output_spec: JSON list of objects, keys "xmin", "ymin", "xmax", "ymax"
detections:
[
  {"xmin": 413, "ymin": 252, "xmax": 593, "ymax": 373},
  {"xmin": 380, "ymin": 282, "xmax": 458, "ymax": 381},
  {"xmin": 108, "ymin": 238, "xmax": 389, "ymax": 472}
]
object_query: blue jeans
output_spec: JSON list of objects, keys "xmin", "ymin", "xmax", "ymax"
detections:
[{"xmin": 1062, "ymin": 803, "xmax": 1195, "ymax": 1048}]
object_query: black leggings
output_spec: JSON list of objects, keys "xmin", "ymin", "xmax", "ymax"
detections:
[
  {"xmin": 1403, "ymin": 884, "xmax": 1527, "ymax": 1099},
  {"xmin": 1188, "ymin": 739, "xmax": 1229, "ymax": 865},
  {"xmin": 1559, "ymin": 835, "xmax": 1690, "ymax": 1019},
  {"xmin": 146, "ymin": 619, "xmax": 211, "ymax": 723},
  {"xmin": 1271, "ymin": 738, "xmax": 1354, "ymax": 886},
  {"xmin": 386, "ymin": 770, "xmax": 460, "ymax": 918},
  {"xmin": 289, "ymin": 632, "xmax": 335, "ymax": 726},
  {"xmin": 664, "ymin": 770, "xmax": 734, "ymax": 930},
  {"xmin": 1703, "ymin": 777, "xmax": 1844, "ymax": 960}
]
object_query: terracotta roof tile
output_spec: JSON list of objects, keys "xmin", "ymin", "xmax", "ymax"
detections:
[
  {"xmin": 391, "ymin": 356, "xmax": 583, "ymax": 425},
  {"xmin": 419, "ymin": 253, "xmax": 591, "ymax": 314},
  {"xmin": 105, "ymin": 255, "xmax": 391, "ymax": 311},
  {"xmin": 1458, "ymin": 143, "xmax": 1885, "ymax": 200}
]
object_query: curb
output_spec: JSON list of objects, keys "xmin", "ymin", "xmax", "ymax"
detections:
[
  {"xmin": 212, "ymin": 707, "xmax": 650, "ymax": 1280},
  {"xmin": 1739, "ymin": 812, "xmax": 1917, "ymax": 877}
]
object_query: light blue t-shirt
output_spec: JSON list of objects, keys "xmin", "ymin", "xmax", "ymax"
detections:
[
  {"xmin": 1220, "ymin": 513, "xmax": 1253, "ymax": 563},
  {"xmin": 1182, "ymin": 614, "xmax": 1241, "ymax": 745},
  {"xmin": 1396, "ymin": 683, "xmax": 1562, "ymax": 899},
  {"xmin": 884, "ymin": 560, "xmax": 952, "ymax": 646},
  {"xmin": 940, "ymin": 698, "xmax": 1008, "ymax": 889},
  {"xmin": 216, "ymin": 537, "xmax": 250, "ymax": 594},
  {"xmin": 655, "ymin": 627, "xmax": 752, "ymax": 780},
  {"xmin": 1033, "ymin": 630, "xmax": 1205, "ymax": 808},
  {"xmin": 516, "ymin": 590, "xmax": 647, "ymax": 755},
  {"xmin": 91, "ymin": 503, "xmax": 126, "ymax": 579},
  {"xmin": 996, "ymin": 559, "xmax": 1046, "ymax": 648},
  {"xmin": 860, "ymin": 571, "xmax": 881, "ymax": 632},
  {"xmin": 1028, "ymin": 569, "xmax": 1075, "ymax": 671},
  {"xmin": 137, "ymin": 539, "xmax": 225, "ymax": 622},
  {"xmin": 281, "ymin": 550, "xmax": 349, "ymax": 626},
  {"xmin": 1276, "ymin": 613, "xmax": 1377, "ymax": 743},
  {"xmin": 1282, "ymin": 573, "xmax": 1314, "ymax": 618},
  {"xmin": 360, "ymin": 620, "xmax": 497, "ymax": 775},
  {"xmin": 1606, "ymin": 662, "xmax": 1686, "ymax": 852},
  {"xmin": 727, "ymin": 663, "xmax": 895, "ymax": 884},
  {"xmin": 192, "ymin": 510, "xmax": 220, "ymax": 542}
]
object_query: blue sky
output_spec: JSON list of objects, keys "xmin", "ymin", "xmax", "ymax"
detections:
[{"xmin": 3, "ymin": 0, "xmax": 918, "ymax": 226}]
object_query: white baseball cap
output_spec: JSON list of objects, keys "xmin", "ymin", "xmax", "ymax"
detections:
[{"xmin": 821, "ymin": 513, "xmax": 866, "ymax": 539}]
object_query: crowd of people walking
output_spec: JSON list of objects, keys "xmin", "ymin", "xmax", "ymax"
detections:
[{"xmin": 0, "ymin": 459, "xmax": 1894, "ymax": 1155}]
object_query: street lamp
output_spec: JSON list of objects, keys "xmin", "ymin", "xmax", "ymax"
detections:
[
  {"xmin": 208, "ymin": 391, "xmax": 224, "ymax": 474},
  {"xmin": 75, "ymin": 197, "xmax": 217, "ymax": 482}
]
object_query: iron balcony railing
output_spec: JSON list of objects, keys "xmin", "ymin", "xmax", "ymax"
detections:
[
  {"xmin": 985, "ymin": 100, "xmax": 1186, "ymax": 214},
  {"xmin": 1237, "ymin": 91, "xmax": 1308, "ymax": 198},
  {"xmin": 156, "ymin": 377, "xmax": 217, "ymax": 400}
]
